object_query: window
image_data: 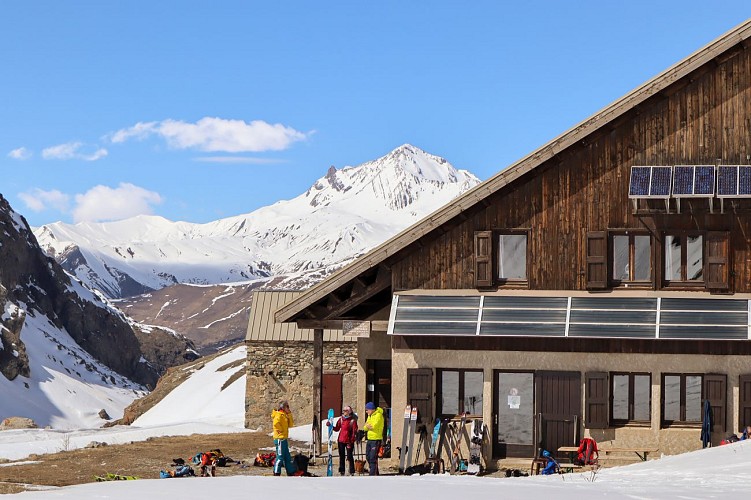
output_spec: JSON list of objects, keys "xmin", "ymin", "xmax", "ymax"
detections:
[
  {"xmin": 611, "ymin": 373, "xmax": 651, "ymax": 425},
  {"xmin": 437, "ymin": 369, "xmax": 483, "ymax": 417},
  {"xmin": 664, "ymin": 233, "xmax": 703, "ymax": 284},
  {"xmin": 611, "ymin": 233, "xmax": 651, "ymax": 284},
  {"xmin": 661, "ymin": 374, "xmax": 702, "ymax": 426},
  {"xmin": 497, "ymin": 232, "xmax": 527, "ymax": 281}
]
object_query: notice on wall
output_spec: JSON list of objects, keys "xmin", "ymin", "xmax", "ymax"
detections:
[
  {"xmin": 343, "ymin": 320, "xmax": 371, "ymax": 338},
  {"xmin": 508, "ymin": 387, "xmax": 520, "ymax": 409}
]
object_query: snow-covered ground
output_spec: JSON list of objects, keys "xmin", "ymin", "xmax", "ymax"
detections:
[
  {"xmin": 3, "ymin": 439, "xmax": 751, "ymax": 499},
  {"xmin": 2, "ymin": 342, "xmax": 748, "ymax": 498}
]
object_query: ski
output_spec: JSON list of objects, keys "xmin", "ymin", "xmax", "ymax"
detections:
[
  {"xmin": 405, "ymin": 406, "xmax": 418, "ymax": 470},
  {"xmin": 398, "ymin": 404, "xmax": 411, "ymax": 473},
  {"xmin": 428, "ymin": 418, "xmax": 441, "ymax": 460},
  {"xmin": 431, "ymin": 418, "xmax": 449, "ymax": 474},
  {"xmin": 326, "ymin": 408, "xmax": 335, "ymax": 477},
  {"xmin": 450, "ymin": 412, "xmax": 469, "ymax": 473},
  {"xmin": 467, "ymin": 418, "xmax": 483, "ymax": 475}
]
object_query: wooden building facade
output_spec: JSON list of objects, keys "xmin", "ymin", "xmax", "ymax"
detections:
[{"xmin": 277, "ymin": 20, "xmax": 751, "ymax": 467}]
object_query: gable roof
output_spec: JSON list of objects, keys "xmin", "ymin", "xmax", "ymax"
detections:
[{"xmin": 277, "ymin": 18, "xmax": 751, "ymax": 324}]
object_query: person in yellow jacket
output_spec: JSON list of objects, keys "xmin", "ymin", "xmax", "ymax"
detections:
[
  {"xmin": 362, "ymin": 402, "xmax": 384, "ymax": 475},
  {"xmin": 271, "ymin": 400, "xmax": 298, "ymax": 476}
]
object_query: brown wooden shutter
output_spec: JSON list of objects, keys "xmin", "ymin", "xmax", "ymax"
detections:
[
  {"xmin": 586, "ymin": 231, "xmax": 608, "ymax": 290},
  {"xmin": 407, "ymin": 368, "xmax": 433, "ymax": 425},
  {"xmin": 704, "ymin": 374, "xmax": 727, "ymax": 433},
  {"xmin": 474, "ymin": 231, "xmax": 493, "ymax": 288},
  {"xmin": 705, "ymin": 231, "xmax": 730, "ymax": 290},
  {"xmin": 585, "ymin": 372, "xmax": 608, "ymax": 429},
  {"xmin": 740, "ymin": 375, "xmax": 751, "ymax": 431}
]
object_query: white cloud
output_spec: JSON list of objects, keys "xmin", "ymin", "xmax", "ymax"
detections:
[
  {"xmin": 8, "ymin": 147, "xmax": 32, "ymax": 160},
  {"xmin": 17, "ymin": 189, "xmax": 70, "ymax": 213},
  {"xmin": 72, "ymin": 183, "xmax": 163, "ymax": 223},
  {"xmin": 42, "ymin": 142, "xmax": 108, "ymax": 161},
  {"xmin": 110, "ymin": 117, "xmax": 309, "ymax": 153}
]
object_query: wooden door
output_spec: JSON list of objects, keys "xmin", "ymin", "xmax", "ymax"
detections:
[
  {"xmin": 322, "ymin": 373, "xmax": 342, "ymax": 421},
  {"xmin": 407, "ymin": 368, "xmax": 433, "ymax": 425},
  {"xmin": 535, "ymin": 371, "xmax": 581, "ymax": 460}
]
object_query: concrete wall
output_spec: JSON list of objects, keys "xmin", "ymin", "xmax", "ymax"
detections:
[
  {"xmin": 245, "ymin": 340, "xmax": 357, "ymax": 431},
  {"xmin": 389, "ymin": 347, "xmax": 751, "ymax": 468}
]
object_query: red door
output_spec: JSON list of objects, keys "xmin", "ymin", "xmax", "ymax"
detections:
[{"xmin": 322, "ymin": 373, "xmax": 343, "ymax": 421}]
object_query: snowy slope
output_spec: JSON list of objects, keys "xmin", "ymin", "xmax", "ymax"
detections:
[
  {"xmin": 0, "ymin": 302, "xmax": 146, "ymax": 430},
  {"xmin": 133, "ymin": 345, "xmax": 246, "ymax": 427},
  {"xmin": 34, "ymin": 144, "xmax": 480, "ymax": 297}
]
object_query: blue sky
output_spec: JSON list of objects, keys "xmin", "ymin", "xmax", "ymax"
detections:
[{"xmin": 2, "ymin": 2, "xmax": 750, "ymax": 227}]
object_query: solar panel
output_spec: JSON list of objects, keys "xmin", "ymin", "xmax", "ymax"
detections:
[
  {"xmin": 717, "ymin": 165, "xmax": 751, "ymax": 197},
  {"xmin": 628, "ymin": 166, "xmax": 673, "ymax": 199},
  {"xmin": 694, "ymin": 165, "xmax": 715, "ymax": 196},
  {"xmin": 672, "ymin": 166, "xmax": 694, "ymax": 195},
  {"xmin": 649, "ymin": 166, "xmax": 672, "ymax": 197},
  {"xmin": 673, "ymin": 165, "xmax": 715, "ymax": 197},
  {"xmin": 717, "ymin": 166, "xmax": 738, "ymax": 196},
  {"xmin": 628, "ymin": 166, "xmax": 651, "ymax": 197},
  {"xmin": 740, "ymin": 166, "xmax": 751, "ymax": 195}
]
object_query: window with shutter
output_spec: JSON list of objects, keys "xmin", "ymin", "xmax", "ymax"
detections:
[
  {"xmin": 704, "ymin": 374, "xmax": 727, "ymax": 433},
  {"xmin": 586, "ymin": 232, "xmax": 608, "ymax": 290},
  {"xmin": 705, "ymin": 231, "xmax": 730, "ymax": 290},
  {"xmin": 740, "ymin": 375, "xmax": 751, "ymax": 430},
  {"xmin": 474, "ymin": 231, "xmax": 492, "ymax": 288},
  {"xmin": 585, "ymin": 372, "xmax": 608, "ymax": 429}
]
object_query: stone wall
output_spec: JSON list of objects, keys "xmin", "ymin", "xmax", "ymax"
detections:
[{"xmin": 245, "ymin": 340, "xmax": 357, "ymax": 431}]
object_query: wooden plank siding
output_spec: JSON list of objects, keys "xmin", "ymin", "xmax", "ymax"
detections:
[{"xmin": 392, "ymin": 44, "xmax": 751, "ymax": 294}]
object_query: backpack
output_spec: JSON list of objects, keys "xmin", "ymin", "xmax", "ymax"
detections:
[
  {"xmin": 254, "ymin": 452, "xmax": 277, "ymax": 467},
  {"xmin": 574, "ymin": 438, "xmax": 598, "ymax": 465},
  {"xmin": 293, "ymin": 454, "xmax": 311, "ymax": 473}
]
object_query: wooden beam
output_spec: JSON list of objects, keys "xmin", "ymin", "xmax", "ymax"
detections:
[
  {"xmin": 312, "ymin": 328, "xmax": 323, "ymax": 456},
  {"xmin": 323, "ymin": 267, "xmax": 391, "ymax": 320}
]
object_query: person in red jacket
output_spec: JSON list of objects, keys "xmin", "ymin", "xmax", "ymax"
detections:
[{"xmin": 328, "ymin": 405, "xmax": 359, "ymax": 476}]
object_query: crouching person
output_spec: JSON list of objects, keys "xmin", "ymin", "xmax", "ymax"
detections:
[{"xmin": 272, "ymin": 400, "xmax": 298, "ymax": 476}]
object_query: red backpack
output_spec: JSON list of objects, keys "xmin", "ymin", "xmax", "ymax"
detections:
[{"xmin": 574, "ymin": 438, "xmax": 598, "ymax": 465}]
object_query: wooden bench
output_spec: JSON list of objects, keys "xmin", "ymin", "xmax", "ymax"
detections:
[{"xmin": 599, "ymin": 447, "xmax": 657, "ymax": 462}]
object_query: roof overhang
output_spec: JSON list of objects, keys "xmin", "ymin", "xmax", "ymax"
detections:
[{"xmin": 276, "ymin": 18, "xmax": 751, "ymax": 325}]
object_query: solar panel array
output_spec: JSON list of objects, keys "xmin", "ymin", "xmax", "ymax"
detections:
[
  {"xmin": 628, "ymin": 166, "xmax": 672, "ymax": 198},
  {"xmin": 672, "ymin": 165, "xmax": 715, "ymax": 197},
  {"xmin": 717, "ymin": 165, "xmax": 751, "ymax": 197},
  {"xmin": 630, "ymin": 165, "xmax": 751, "ymax": 200}
]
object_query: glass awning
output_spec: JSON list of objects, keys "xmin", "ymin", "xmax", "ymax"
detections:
[{"xmin": 387, "ymin": 294, "xmax": 751, "ymax": 341}]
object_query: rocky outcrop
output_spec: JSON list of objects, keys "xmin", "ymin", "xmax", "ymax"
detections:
[
  {"xmin": 0, "ymin": 288, "xmax": 29, "ymax": 381},
  {"xmin": 0, "ymin": 417, "xmax": 37, "ymax": 430},
  {"xmin": 0, "ymin": 194, "xmax": 159, "ymax": 387}
]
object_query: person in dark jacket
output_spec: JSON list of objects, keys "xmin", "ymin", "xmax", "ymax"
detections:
[{"xmin": 328, "ymin": 405, "xmax": 359, "ymax": 475}]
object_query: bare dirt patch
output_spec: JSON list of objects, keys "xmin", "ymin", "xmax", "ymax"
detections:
[{"xmin": 0, "ymin": 431, "xmax": 310, "ymax": 491}]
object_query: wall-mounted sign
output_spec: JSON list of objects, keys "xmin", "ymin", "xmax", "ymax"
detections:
[{"xmin": 343, "ymin": 320, "xmax": 371, "ymax": 338}]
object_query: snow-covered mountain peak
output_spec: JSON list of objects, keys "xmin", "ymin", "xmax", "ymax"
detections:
[{"xmin": 34, "ymin": 145, "xmax": 481, "ymax": 298}]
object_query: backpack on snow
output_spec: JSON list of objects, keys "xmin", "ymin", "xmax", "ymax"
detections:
[{"xmin": 574, "ymin": 437, "xmax": 598, "ymax": 465}]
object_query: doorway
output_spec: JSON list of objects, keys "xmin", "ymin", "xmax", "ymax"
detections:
[
  {"xmin": 492, "ymin": 370, "xmax": 581, "ymax": 458},
  {"xmin": 322, "ymin": 373, "xmax": 343, "ymax": 421}
]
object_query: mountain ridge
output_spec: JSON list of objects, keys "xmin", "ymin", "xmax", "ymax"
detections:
[{"xmin": 35, "ymin": 144, "xmax": 481, "ymax": 299}]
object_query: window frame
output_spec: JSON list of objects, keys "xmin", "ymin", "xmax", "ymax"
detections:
[
  {"xmin": 660, "ymin": 373, "xmax": 704, "ymax": 428},
  {"xmin": 609, "ymin": 231, "xmax": 653, "ymax": 287},
  {"xmin": 662, "ymin": 231, "xmax": 704, "ymax": 287},
  {"xmin": 436, "ymin": 368, "xmax": 484, "ymax": 418},
  {"xmin": 494, "ymin": 229, "xmax": 529, "ymax": 286},
  {"xmin": 609, "ymin": 372, "xmax": 651, "ymax": 427}
]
